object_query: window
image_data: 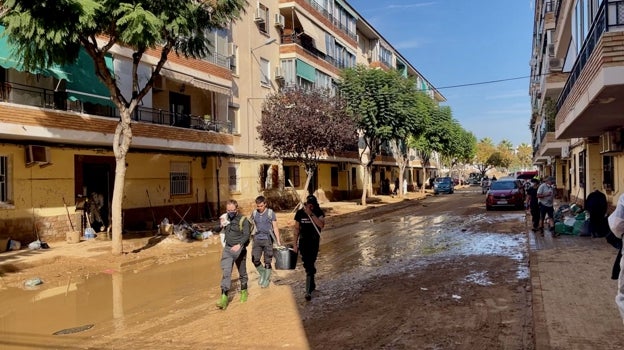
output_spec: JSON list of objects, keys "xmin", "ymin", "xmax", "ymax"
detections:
[
  {"xmin": 228, "ymin": 163, "xmax": 240, "ymax": 192},
  {"xmin": 331, "ymin": 167, "xmax": 338, "ymax": 186},
  {"xmin": 578, "ymin": 150, "xmax": 586, "ymax": 187},
  {"xmin": 260, "ymin": 164, "xmax": 279, "ymax": 189},
  {"xmin": 0, "ymin": 155, "xmax": 11, "ymax": 205},
  {"xmin": 170, "ymin": 162, "xmax": 191, "ymax": 195},
  {"xmin": 228, "ymin": 105, "xmax": 238, "ymax": 133},
  {"xmin": 256, "ymin": 3, "xmax": 269, "ymax": 33},
  {"xmin": 284, "ymin": 165, "xmax": 300, "ymax": 187},
  {"xmin": 260, "ymin": 58, "xmax": 270, "ymax": 86},
  {"xmin": 603, "ymin": 155, "xmax": 614, "ymax": 191},
  {"xmin": 573, "ymin": 154, "xmax": 577, "ymax": 187}
]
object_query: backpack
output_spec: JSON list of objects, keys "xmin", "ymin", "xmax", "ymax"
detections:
[
  {"xmin": 250, "ymin": 208, "xmax": 275, "ymax": 240},
  {"xmin": 238, "ymin": 215, "xmax": 254, "ymax": 234}
]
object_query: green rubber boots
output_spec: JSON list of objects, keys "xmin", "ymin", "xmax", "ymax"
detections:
[{"xmin": 216, "ymin": 293, "xmax": 228, "ymax": 310}]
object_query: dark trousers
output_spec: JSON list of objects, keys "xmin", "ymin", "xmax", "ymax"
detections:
[
  {"xmin": 299, "ymin": 238, "xmax": 320, "ymax": 277},
  {"xmin": 530, "ymin": 206, "xmax": 540, "ymax": 229},
  {"xmin": 540, "ymin": 204, "xmax": 554, "ymax": 227},
  {"xmin": 252, "ymin": 237, "xmax": 273, "ymax": 268},
  {"xmin": 220, "ymin": 246, "xmax": 248, "ymax": 292},
  {"xmin": 589, "ymin": 214, "xmax": 606, "ymax": 237}
]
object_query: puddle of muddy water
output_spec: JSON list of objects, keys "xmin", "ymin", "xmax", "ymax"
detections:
[
  {"xmin": 0, "ymin": 254, "xmax": 222, "ymax": 349},
  {"xmin": 0, "ymin": 211, "xmax": 529, "ymax": 348}
]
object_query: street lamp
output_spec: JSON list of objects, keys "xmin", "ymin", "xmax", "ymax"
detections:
[{"xmin": 251, "ymin": 38, "xmax": 277, "ymax": 52}]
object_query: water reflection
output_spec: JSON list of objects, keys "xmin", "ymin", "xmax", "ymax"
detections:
[{"xmin": 0, "ymin": 254, "xmax": 221, "ymax": 349}]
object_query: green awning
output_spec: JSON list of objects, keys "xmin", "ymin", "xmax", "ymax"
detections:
[
  {"xmin": 296, "ymin": 59, "xmax": 316, "ymax": 83},
  {"xmin": 0, "ymin": 27, "xmax": 70, "ymax": 81},
  {"xmin": 0, "ymin": 26, "xmax": 113, "ymax": 107},
  {"xmin": 65, "ymin": 49, "xmax": 114, "ymax": 107}
]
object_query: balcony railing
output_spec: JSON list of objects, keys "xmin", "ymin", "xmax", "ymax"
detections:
[
  {"xmin": 301, "ymin": 0, "xmax": 357, "ymax": 41},
  {"xmin": 0, "ymin": 81, "xmax": 233, "ymax": 134},
  {"xmin": 281, "ymin": 34, "xmax": 354, "ymax": 70},
  {"xmin": 556, "ymin": 0, "xmax": 624, "ymax": 112}
]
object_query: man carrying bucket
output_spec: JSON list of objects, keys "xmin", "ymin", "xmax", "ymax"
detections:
[
  {"xmin": 293, "ymin": 195, "xmax": 325, "ymax": 301},
  {"xmin": 251, "ymin": 196, "xmax": 281, "ymax": 288}
]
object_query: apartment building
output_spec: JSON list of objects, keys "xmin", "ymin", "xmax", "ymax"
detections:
[
  {"xmin": 530, "ymin": 0, "xmax": 624, "ymax": 208},
  {"xmin": 0, "ymin": 0, "xmax": 442, "ymax": 242}
]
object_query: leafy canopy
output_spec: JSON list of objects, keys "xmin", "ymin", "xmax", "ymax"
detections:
[{"xmin": 258, "ymin": 87, "xmax": 357, "ymax": 170}]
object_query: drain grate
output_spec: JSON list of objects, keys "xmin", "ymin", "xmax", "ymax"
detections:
[{"xmin": 53, "ymin": 324, "xmax": 94, "ymax": 335}]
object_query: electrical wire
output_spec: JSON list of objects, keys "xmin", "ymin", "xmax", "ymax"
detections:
[{"xmin": 436, "ymin": 75, "xmax": 531, "ymax": 90}]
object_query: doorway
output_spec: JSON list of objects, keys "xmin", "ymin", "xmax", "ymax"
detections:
[{"xmin": 75, "ymin": 155, "xmax": 115, "ymax": 232}]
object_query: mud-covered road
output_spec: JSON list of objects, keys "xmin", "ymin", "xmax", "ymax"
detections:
[{"xmin": 0, "ymin": 187, "xmax": 534, "ymax": 349}]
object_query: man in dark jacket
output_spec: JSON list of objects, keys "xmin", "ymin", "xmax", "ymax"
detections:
[
  {"xmin": 586, "ymin": 189, "xmax": 608, "ymax": 237},
  {"xmin": 525, "ymin": 178, "xmax": 541, "ymax": 232},
  {"xmin": 215, "ymin": 199, "xmax": 251, "ymax": 310}
]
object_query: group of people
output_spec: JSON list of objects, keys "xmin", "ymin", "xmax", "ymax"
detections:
[
  {"xmin": 214, "ymin": 194, "xmax": 325, "ymax": 310},
  {"xmin": 525, "ymin": 176, "xmax": 556, "ymax": 236}
]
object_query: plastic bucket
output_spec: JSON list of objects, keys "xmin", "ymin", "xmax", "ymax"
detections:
[{"xmin": 274, "ymin": 247, "xmax": 297, "ymax": 270}]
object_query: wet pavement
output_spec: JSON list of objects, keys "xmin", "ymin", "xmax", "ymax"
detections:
[{"xmin": 1, "ymin": 187, "xmax": 624, "ymax": 349}]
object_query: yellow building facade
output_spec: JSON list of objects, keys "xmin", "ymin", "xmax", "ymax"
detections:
[{"xmin": 0, "ymin": 1, "xmax": 442, "ymax": 242}]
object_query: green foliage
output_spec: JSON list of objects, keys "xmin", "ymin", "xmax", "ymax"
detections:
[{"xmin": 1, "ymin": 0, "xmax": 246, "ymax": 77}]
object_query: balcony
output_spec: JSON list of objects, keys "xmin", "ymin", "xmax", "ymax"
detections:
[{"xmin": 555, "ymin": 0, "xmax": 624, "ymax": 139}]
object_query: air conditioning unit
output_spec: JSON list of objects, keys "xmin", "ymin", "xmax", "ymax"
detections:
[
  {"xmin": 549, "ymin": 57, "xmax": 563, "ymax": 72},
  {"xmin": 274, "ymin": 13, "xmax": 285, "ymax": 28},
  {"xmin": 228, "ymin": 43, "xmax": 237, "ymax": 57},
  {"xmin": 338, "ymin": 162, "xmax": 348, "ymax": 171},
  {"xmin": 25, "ymin": 145, "xmax": 50, "ymax": 166},
  {"xmin": 274, "ymin": 66, "xmax": 284, "ymax": 81},
  {"xmin": 561, "ymin": 144, "xmax": 570, "ymax": 159},
  {"xmin": 254, "ymin": 7, "xmax": 265, "ymax": 22},
  {"xmin": 600, "ymin": 130, "xmax": 623, "ymax": 154},
  {"xmin": 547, "ymin": 43, "xmax": 555, "ymax": 57}
]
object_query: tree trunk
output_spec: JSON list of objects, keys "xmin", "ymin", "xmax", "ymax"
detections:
[
  {"xmin": 111, "ymin": 115, "xmax": 133, "ymax": 255},
  {"xmin": 360, "ymin": 165, "xmax": 370, "ymax": 206}
]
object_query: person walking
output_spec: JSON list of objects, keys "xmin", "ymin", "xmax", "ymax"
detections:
[
  {"xmin": 293, "ymin": 195, "xmax": 325, "ymax": 301},
  {"xmin": 537, "ymin": 176, "xmax": 556, "ymax": 235},
  {"xmin": 608, "ymin": 194, "xmax": 624, "ymax": 324},
  {"xmin": 525, "ymin": 178, "xmax": 541, "ymax": 232},
  {"xmin": 215, "ymin": 200, "xmax": 251, "ymax": 310},
  {"xmin": 251, "ymin": 196, "xmax": 282, "ymax": 288},
  {"xmin": 585, "ymin": 189, "xmax": 608, "ymax": 237}
]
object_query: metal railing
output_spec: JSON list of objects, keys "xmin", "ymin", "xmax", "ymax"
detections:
[
  {"xmin": 0, "ymin": 81, "xmax": 233, "ymax": 134},
  {"xmin": 556, "ymin": 0, "xmax": 624, "ymax": 112},
  {"xmin": 302, "ymin": 0, "xmax": 358, "ymax": 41}
]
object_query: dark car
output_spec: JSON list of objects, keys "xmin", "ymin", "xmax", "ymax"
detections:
[
  {"xmin": 485, "ymin": 179, "xmax": 525, "ymax": 210},
  {"xmin": 433, "ymin": 176, "xmax": 454, "ymax": 194}
]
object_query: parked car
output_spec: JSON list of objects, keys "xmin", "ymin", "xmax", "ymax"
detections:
[
  {"xmin": 485, "ymin": 179, "xmax": 525, "ymax": 210},
  {"xmin": 433, "ymin": 177, "xmax": 455, "ymax": 194}
]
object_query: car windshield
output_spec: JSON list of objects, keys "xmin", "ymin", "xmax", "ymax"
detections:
[
  {"xmin": 490, "ymin": 181, "xmax": 517, "ymax": 190},
  {"xmin": 436, "ymin": 177, "xmax": 451, "ymax": 183}
]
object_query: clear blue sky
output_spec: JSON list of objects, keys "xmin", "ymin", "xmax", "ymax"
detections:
[{"xmin": 349, "ymin": 0, "xmax": 534, "ymax": 148}]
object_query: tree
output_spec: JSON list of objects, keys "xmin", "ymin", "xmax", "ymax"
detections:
[
  {"xmin": 258, "ymin": 87, "xmax": 357, "ymax": 197},
  {"xmin": 515, "ymin": 143, "xmax": 533, "ymax": 170},
  {"xmin": 387, "ymin": 81, "xmax": 430, "ymax": 197},
  {"xmin": 340, "ymin": 66, "xmax": 421, "ymax": 205},
  {"xmin": 474, "ymin": 138, "xmax": 497, "ymax": 177},
  {"xmin": 408, "ymin": 104, "xmax": 451, "ymax": 192},
  {"xmin": 2, "ymin": 0, "xmax": 247, "ymax": 254}
]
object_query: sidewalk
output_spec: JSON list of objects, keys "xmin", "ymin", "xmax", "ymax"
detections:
[{"xmin": 529, "ymin": 228, "xmax": 624, "ymax": 349}]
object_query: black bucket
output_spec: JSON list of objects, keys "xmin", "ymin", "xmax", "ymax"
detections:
[{"xmin": 275, "ymin": 247, "xmax": 297, "ymax": 270}]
